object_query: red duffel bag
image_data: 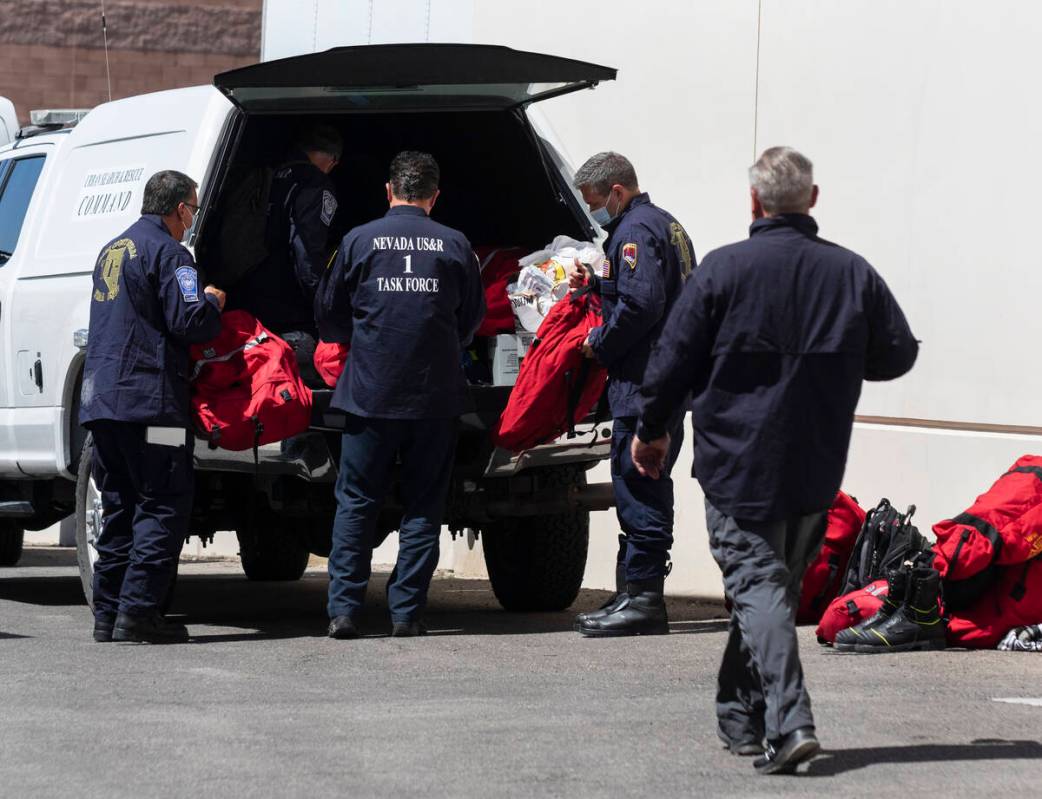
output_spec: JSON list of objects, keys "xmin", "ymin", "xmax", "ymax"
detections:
[
  {"xmin": 947, "ymin": 557, "xmax": 1042, "ymax": 649},
  {"xmin": 815, "ymin": 579, "xmax": 889, "ymax": 645},
  {"xmin": 474, "ymin": 246, "xmax": 524, "ymax": 338},
  {"xmin": 190, "ymin": 310, "xmax": 312, "ymax": 451},
  {"xmin": 491, "ymin": 286, "xmax": 607, "ymax": 453},
  {"xmin": 797, "ymin": 492, "xmax": 866, "ymax": 624},
  {"xmin": 932, "ymin": 456, "xmax": 1042, "ymax": 581},
  {"xmin": 313, "ymin": 341, "xmax": 350, "ymax": 388}
]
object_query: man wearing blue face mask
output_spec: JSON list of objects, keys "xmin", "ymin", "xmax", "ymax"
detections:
[{"xmin": 567, "ymin": 151, "xmax": 696, "ymax": 637}]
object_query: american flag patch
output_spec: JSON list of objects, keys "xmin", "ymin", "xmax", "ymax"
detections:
[{"xmin": 600, "ymin": 257, "xmax": 611, "ymax": 279}]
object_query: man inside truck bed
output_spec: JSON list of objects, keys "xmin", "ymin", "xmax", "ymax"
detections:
[
  {"xmin": 230, "ymin": 124, "xmax": 342, "ymax": 380},
  {"xmin": 315, "ymin": 150, "xmax": 485, "ymax": 639},
  {"xmin": 567, "ymin": 152, "xmax": 695, "ymax": 638},
  {"xmin": 79, "ymin": 170, "xmax": 226, "ymax": 644}
]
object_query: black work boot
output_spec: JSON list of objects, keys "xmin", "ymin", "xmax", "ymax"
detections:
[
  {"xmin": 391, "ymin": 620, "xmax": 427, "ymax": 638},
  {"xmin": 840, "ymin": 568, "xmax": 946, "ymax": 653},
  {"xmin": 93, "ymin": 614, "xmax": 115, "ymax": 643},
  {"xmin": 717, "ymin": 726, "xmax": 764, "ymax": 756},
  {"xmin": 112, "ymin": 611, "xmax": 189, "ymax": 644},
  {"xmin": 577, "ymin": 577, "xmax": 669, "ymax": 637},
  {"xmin": 328, "ymin": 615, "xmax": 360, "ymax": 639},
  {"xmin": 754, "ymin": 727, "xmax": 820, "ymax": 775},
  {"xmin": 834, "ymin": 565, "xmax": 911, "ymax": 651},
  {"xmin": 573, "ymin": 559, "xmax": 627, "ymax": 630}
]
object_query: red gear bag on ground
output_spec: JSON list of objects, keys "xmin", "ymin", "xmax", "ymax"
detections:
[
  {"xmin": 190, "ymin": 310, "xmax": 312, "ymax": 451},
  {"xmin": 815, "ymin": 578, "xmax": 888, "ymax": 644},
  {"xmin": 932, "ymin": 456, "xmax": 1042, "ymax": 581},
  {"xmin": 797, "ymin": 492, "xmax": 867, "ymax": 624},
  {"xmin": 313, "ymin": 341, "xmax": 350, "ymax": 388},
  {"xmin": 491, "ymin": 286, "xmax": 607, "ymax": 453},
  {"xmin": 474, "ymin": 246, "xmax": 524, "ymax": 338},
  {"xmin": 947, "ymin": 557, "xmax": 1042, "ymax": 648}
]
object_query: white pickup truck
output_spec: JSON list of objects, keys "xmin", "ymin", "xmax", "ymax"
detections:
[{"xmin": 0, "ymin": 44, "xmax": 615, "ymax": 611}]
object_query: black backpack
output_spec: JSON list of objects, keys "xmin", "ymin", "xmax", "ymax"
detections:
[
  {"xmin": 217, "ymin": 160, "xmax": 309, "ymax": 286},
  {"xmin": 839, "ymin": 498, "xmax": 930, "ymax": 595},
  {"xmin": 217, "ymin": 165, "xmax": 275, "ymax": 286}
]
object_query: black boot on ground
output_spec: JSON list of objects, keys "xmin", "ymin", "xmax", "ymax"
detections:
[
  {"xmin": 577, "ymin": 577, "xmax": 669, "ymax": 637},
  {"xmin": 391, "ymin": 620, "xmax": 427, "ymax": 638},
  {"xmin": 834, "ymin": 565, "xmax": 911, "ymax": 651},
  {"xmin": 717, "ymin": 726, "xmax": 764, "ymax": 756},
  {"xmin": 328, "ymin": 615, "xmax": 360, "ymax": 639},
  {"xmin": 840, "ymin": 568, "xmax": 946, "ymax": 654},
  {"xmin": 112, "ymin": 611, "xmax": 189, "ymax": 644},
  {"xmin": 753, "ymin": 727, "xmax": 820, "ymax": 775},
  {"xmin": 573, "ymin": 558, "xmax": 627, "ymax": 630},
  {"xmin": 93, "ymin": 614, "xmax": 115, "ymax": 643}
]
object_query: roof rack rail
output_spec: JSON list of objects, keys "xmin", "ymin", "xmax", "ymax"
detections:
[
  {"xmin": 15, "ymin": 122, "xmax": 65, "ymax": 141},
  {"xmin": 29, "ymin": 109, "xmax": 90, "ymax": 126}
]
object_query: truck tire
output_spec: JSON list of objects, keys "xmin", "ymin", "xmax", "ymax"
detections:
[
  {"xmin": 75, "ymin": 437, "xmax": 101, "ymax": 608},
  {"xmin": 0, "ymin": 521, "xmax": 24, "ymax": 566},
  {"xmin": 482, "ymin": 510, "xmax": 590, "ymax": 612},
  {"xmin": 75, "ymin": 437, "xmax": 177, "ymax": 612},
  {"xmin": 236, "ymin": 522, "xmax": 310, "ymax": 581}
]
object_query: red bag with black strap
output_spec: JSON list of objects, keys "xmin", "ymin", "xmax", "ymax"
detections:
[
  {"xmin": 491, "ymin": 286, "xmax": 607, "ymax": 453},
  {"xmin": 474, "ymin": 246, "xmax": 524, "ymax": 338},
  {"xmin": 815, "ymin": 578, "xmax": 889, "ymax": 644},
  {"xmin": 313, "ymin": 341, "xmax": 350, "ymax": 388},
  {"xmin": 190, "ymin": 310, "xmax": 312, "ymax": 451},
  {"xmin": 947, "ymin": 557, "xmax": 1042, "ymax": 648},
  {"xmin": 797, "ymin": 492, "xmax": 867, "ymax": 624},
  {"xmin": 932, "ymin": 456, "xmax": 1042, "ymax": 610}
]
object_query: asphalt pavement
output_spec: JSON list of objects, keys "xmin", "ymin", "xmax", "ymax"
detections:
[{"xmin": 1, "ymin": 547, "xmax": 1040, "ymax": 798}]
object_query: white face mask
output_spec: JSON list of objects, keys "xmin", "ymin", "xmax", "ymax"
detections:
[{"xmin": 180, "ymin": 204, "xmax": 198, "ymax": 243}]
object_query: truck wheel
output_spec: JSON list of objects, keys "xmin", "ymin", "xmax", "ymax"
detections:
[
  {"xmin": 75, "ymin": 437, "xmax": 177, "ymax": 612},
  {"xmin": 482, "ymin": 510, "xmax": 590, "ymax": 612},
  {"xmin": 236, "ymin": 522, "xmax": 310, "ymax": 581},
  {"xmin": 75, "ymin": 437, "xmax": 101, "ymax": 608},
  {"xmin": 0, "ymin": 521, "xmax": 24, "ymax": 566}
]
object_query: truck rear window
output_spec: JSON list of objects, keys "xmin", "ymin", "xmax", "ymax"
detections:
[{"xmin": 0, "ymin": 155, "xmax": 46, "ymax": 264}]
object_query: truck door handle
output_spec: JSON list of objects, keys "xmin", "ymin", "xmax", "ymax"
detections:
[{"xmin": 33, "ymin": 356, "xmax": 42, "ymax": 392}]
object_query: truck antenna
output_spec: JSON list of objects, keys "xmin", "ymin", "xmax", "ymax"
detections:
[{"xmin": 101, "ymin": 1, "xmax": 113, "ymax": 102}]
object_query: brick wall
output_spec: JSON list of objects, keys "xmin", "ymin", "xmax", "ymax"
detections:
[{"xmin": 0, "ymin": 0, "xmax": 263, "ymax": 125}]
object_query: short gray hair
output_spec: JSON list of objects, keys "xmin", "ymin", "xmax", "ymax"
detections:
[
  {"xmin": 141, "ymin": 170, "xmax": 196, "ymax": 216},
  {"xmin": 748, "ymin": 146, "xmax": 814, "ymax": 213},
  {"xmin": 573, "ymin": 151, "xmax": 639, "ymax": 195}
]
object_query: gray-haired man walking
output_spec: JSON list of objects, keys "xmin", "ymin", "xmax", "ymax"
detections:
[{"xmin": 632, "ymin": 147, "xmax": 918, "ymax": 773}]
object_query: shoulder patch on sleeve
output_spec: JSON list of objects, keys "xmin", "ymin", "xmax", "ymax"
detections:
[
  {"xmin": 175, "ymin": 266, "xmax": 199, "ymax": 302},
  {"xmin": 320, "ymin": 190, "xmax": 337, "ymax": 226},
  {"xmin": 622, "ymin": 242, "xmax": 638, "ymax": 270}
]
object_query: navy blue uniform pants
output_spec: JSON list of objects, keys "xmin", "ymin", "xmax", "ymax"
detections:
[
  {"xmin": 88, "ymin": 420, "xmax": 193, "ymax": 619},
  {"xmin": 611, "ymin": 414, "xmax": 685, "ymax": 583},
  {"xmin": 327, "ymin": 414, "xmax": 457, "ymax": 623},
  {"xmin": 706, "ymin": 500, "xmax": 827, "ymax": 743}
]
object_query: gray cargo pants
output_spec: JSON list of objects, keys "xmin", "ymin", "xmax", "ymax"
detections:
[{"xmin": 705, "ymin": 499, "xmax": 828, "ymax": 744}]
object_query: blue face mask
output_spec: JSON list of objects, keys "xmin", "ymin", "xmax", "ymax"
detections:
[
  {"xmin": 591, "ymin": 206, "xmax": 612, "ymax": 227},
  {"xmin": 591, "ymin": 190, "xmax": 619, "ymax": 227}
]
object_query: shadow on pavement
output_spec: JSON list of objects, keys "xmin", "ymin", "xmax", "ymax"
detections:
[
  {"xmin": 178, "ymin": 571, "xmax": 726, "ymax": 641},
  {"xmin": 2, "ymin": 547, "xmax": 727, "ymax": 641},
  {"xmin": 806, "ymin": 738, "xmax": 1042, "ymax": 776}
]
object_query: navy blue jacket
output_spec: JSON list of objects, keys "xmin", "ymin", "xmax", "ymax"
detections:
[
  {"xmin": 233, "ymin": 154, "xmax": 336, "ymax": 334},
  {"xmin": 80, "ymin": 215, "xmax": 222, "ymax": 427},
  {"xmin": 588, "ymin": 193, "xmax": 694, "ymax": 417},
  {"xmin": 315, "ymin": 205, "xmax": 485, "ymax": 419},
  {"xmin": 638, "ymin": 214, "xmax": 918, "ymax": 521}
]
